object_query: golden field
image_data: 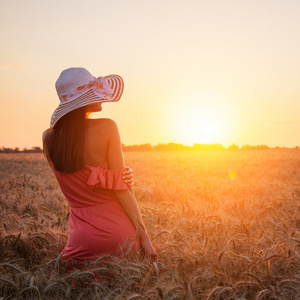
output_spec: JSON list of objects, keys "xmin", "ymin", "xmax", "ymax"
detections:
[{"xmin": 0, "ymin": 150, "xmax": 300, "ymax": 299}]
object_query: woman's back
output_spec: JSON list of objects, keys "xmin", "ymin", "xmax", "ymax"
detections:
[
  {"xmin": 83, "ymin": 118, "xmax": 125, "ymax": 171},
  {"xmin": 83, "ymin": 118, "xmax": 111, "ymax": 167},
  {"xmin": 48, "ymin": 118, "xmax": 139, "ymax": 265}
]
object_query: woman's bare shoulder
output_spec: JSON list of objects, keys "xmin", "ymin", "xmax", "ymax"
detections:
[
  {"xmin": 87, "ymin": 118, "xmax": 119, "ymax": 134},
  {"xmin": 88, "ymin": 118, "xmax": 117, "ymax": 125}
]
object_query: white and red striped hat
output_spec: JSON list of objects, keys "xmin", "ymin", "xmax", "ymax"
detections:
[{"xmin": 50, "ymin": 67, "xmax": 124, "ymax": 128}]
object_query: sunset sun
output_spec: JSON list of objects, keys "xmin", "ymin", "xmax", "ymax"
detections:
[
  {"xmin": 177, "ymin": 109, "xmax": 225, "ymax": 145},
  {"xmin": 171, "ymin": 92, "xmax": 230, "ymax": 145}
]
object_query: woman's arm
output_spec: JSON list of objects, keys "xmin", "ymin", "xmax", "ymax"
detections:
[{"xmin": 106, "ymin": 120, "xmax": 157, "ymax": 261}]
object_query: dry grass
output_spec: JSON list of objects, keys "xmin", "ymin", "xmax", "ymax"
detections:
[{"xmin": 0, "ymin": 150, "xmax": 299, "ymax": 299}]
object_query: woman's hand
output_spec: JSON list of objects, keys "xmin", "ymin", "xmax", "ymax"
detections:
[
  {"xmin": 140, "ymin": 237, "xmax": 158, "ymax": 261},
  {"xmin": 122, "ymin": 166, "xmax": 134, "ymax": 187}
]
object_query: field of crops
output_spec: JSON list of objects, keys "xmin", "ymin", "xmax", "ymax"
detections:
[{"xmin": 0, "ymin": 150, "xmax": 300, "ymax": 299}]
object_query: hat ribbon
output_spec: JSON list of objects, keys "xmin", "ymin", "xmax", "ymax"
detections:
[{"xmin": 58, "ymin": 77, "xmax": 114, "ymax": 103}]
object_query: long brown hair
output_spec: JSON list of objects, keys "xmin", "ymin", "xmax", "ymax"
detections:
[{"xmin": 43, "ymin": 106, "xmax": 87, "ymax": 173}]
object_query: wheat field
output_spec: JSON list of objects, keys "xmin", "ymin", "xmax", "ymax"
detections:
[{"xmin": 0, "ymin": 150, "xmax": 299, "ymax": 299}]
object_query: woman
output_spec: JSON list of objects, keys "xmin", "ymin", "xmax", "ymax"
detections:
[{"xmin": 43, "ymin": 67, "xmax": 157, "ymax": 270}]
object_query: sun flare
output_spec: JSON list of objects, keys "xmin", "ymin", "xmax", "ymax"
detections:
[{"xmin": 171, "ymin": 92, "xmax": 230, "ymax": 145}]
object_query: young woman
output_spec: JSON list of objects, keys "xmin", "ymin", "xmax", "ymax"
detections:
[{"xmin": 43, "ymin": 67, "xmax": 157, "ymax": 269}]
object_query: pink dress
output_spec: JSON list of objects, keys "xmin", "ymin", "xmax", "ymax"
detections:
[{"xmin": 50, "ymin": 162, "xmax": 140, "ymax": 268}]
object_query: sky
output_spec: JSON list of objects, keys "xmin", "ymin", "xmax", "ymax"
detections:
[{"xmin": 0, "ymin": 0, "xmax": 299, "ymax": 148}]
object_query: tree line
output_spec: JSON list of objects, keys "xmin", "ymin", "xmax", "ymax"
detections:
[
  {"xmin": 0, "ymin": 147, "xmax": 43, "ymax": 153},
  {"xmin": 121, "ymin": 143, "xmax": 297, "ymax": 151},
  {"xmin": 0, "ymin": 143, "xmax": 297, "ymax": 154}
]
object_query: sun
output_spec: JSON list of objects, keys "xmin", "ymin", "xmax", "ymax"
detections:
[
  {"xmin": 170, "ymin": 92, "xmax": 229, "ymax": 145},
  {"xmin": 176, "ymin": 108, "xmax": 224, "ymax": 145}
]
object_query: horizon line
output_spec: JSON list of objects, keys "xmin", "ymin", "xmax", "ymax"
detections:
[{"xmin": 1, "ymin": 142, "xmax": 299, "ymax": 153}]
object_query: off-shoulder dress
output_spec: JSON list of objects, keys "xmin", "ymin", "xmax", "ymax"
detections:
[{"xmin": 50, "ymin": 162, "xmax": 141, "ymax": 267}]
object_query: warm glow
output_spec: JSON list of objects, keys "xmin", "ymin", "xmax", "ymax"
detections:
[
  {"xmin": 171, "ymin": 92, "xmax": 230, "ymax": 145},
  {"xmin": 0, "ymin": 1, "xmax": 299, "ymax": 148},
  {"xmin": 229, "ymin": 172, "xmax": 237, "ymax": 179}
]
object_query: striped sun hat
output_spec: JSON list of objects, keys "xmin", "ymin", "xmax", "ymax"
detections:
[{"xmin": 50, "ymin": 67, "xmax": 124, "ymax": 128}]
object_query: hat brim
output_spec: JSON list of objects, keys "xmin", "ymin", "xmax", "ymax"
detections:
[{"xmin": 50, "ymin": 74, "xmax": 123, "ymax": 128}]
